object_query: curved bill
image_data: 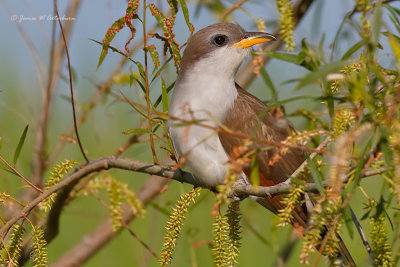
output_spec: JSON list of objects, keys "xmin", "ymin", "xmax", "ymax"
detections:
[{"xmin": 231, "ymin": 32, "xmax": 276, "ymax": 48}]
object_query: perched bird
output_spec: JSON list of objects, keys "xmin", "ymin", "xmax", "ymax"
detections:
[{"xmin": 167, "ymin": 23, "xmax": 354, "ymax": 266}]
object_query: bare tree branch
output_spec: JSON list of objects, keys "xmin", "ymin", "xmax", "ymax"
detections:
[
  {"xmin": 54, "ymin": 0, "xmax": 89, "ymax": 163},
  {"xmin": 0, "ymin": 156, "xmax": 386, "ymax": 239},
  {"xmin": 32, "ymin": 0, "xmax": 82, "ymax": 187}
]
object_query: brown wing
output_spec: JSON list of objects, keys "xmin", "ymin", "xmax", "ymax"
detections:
[{"xmin": 219, "ymin": 84, "xmax": 308, "ymax": 225}]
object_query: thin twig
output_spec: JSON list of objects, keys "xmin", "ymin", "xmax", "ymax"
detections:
[
  {"xmin": 121, "ymin": 221, "xmax": 158, "ymax": 260},
  {"xmin": 54, "ymin": 0, "xmax": 89, "ymax": 163},
  {"xmin": 47, "ymin": 22, "xmax": 159, "ymax": 165},
  {"xmin": 219, "ymin": 0, "xmax": 249, "ymax": 22},
  {"xmin": 142, "ymin": 0, "xmax": 159, "ymax": 164},
  {"xmin": 31, "ymin": 0, "xmax": 82, "ymax": 186},
  {"xmin": 0, "ymin": 154, "xmax": 43, "ymax": 193},
  {"xmin": 0, "ymin": 156, "xmax": 387, "ymax": 238},
  {"xmin": 283, "ymin": 136, "xmax": 331, "ymax": 185},
  {"xmin": 114, "ymin": 135, "xmax": 139, "ymax": 157}
]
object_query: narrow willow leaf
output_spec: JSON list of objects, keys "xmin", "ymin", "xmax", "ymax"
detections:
[
  {"xmin": 120, "ymin": 92, "xmax": 148, "ymax": 118},
  {"xmin": 149, "ymin": 4, "xmax": 181, "ymax": 67},
  {"xmin": 265, "ymin": 96, "xmax": 315, "ymax": 109},
  {"xmin": 129, "ymin": 72, "xmax": 135, "ymax": 87},
  {"xmin": 97, "ymin": 17, "xmax": 125, "ymax": 69},
  {"xmin": 348, "ymin": 136, "xmax": 374, "ymax": 193},
  {"xmin": 91, "ymin": 39, "xmax": 141, "ymax": 68},
  {"xmin": 259, "ymin": 66, "xmax": 277, "ymax": 102},
  {"xmin": 379, "ymin": 134, "xmax": 393, "ymax": 169},
  {"xmin": 161, "ymin": 78, "xmax": 169, "ymax": 113},
  {"xmin": 13, "ymin": 125, "xmax": 28, "ymax": 165},
  {"xmin": 122, "ymin": 128, "xmax": 150, "ymax": 135},
  {"xmin": 388, "ymin": 35, "xmax": 400, "ymax": 66},
  {"xmin": 385, "ymin": 4, "xmax": 400, "ymax": 34},
  {"xmin": 296, "ymin": 60, "xmax": 349, "ymax": 90},
  {"xmin": 342, "ymin": 200, "xmax": 354, "ymax": 239},
  {"xmin": 341, "ymin": 40, "xmax": 366, "ymax": 60},
  {"xmin": 146, "ymin": 45, "xmax": 160, "ymax": 73},
  {"xmin": 179, "ymin": 0, "xmax": 194, "ymax": 33},
  {"xmin": 306, "ymin": 157, "xmax": 324, "ymax": 193},
  {"xmin": 254, "ymin": 51, "xmax": 300, "ymax": 65},
  {"xmin": 371, "ymin": 2, "xmax": 382, "ymax": 45},
  {"xmin": 0, "ymin": 162, "xmax": 16, "ymax": 175},
  {"xmin": 166, "ymin": 0, "xmax": 178, "ymax": 15},
  {"xmin": 124, "ymin": 0, "xmax": 140, "ymax": 51},
  {"xmin": 154, "ymin": 81, "xmax": 175, "ymax": 108},
  {"xmin": 250, "ymin": 156, "xmax": 260, "ymax": 187}
]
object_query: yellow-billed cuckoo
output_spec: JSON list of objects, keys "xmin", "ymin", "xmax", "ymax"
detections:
[{"xmin": 168, "ymin": 23, "xmax": 354, "ymax": 266}]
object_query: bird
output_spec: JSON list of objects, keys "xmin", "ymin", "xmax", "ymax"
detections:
[{"xmin": 167, "ymin": 22, "xmax": 355, "ymax": 266}]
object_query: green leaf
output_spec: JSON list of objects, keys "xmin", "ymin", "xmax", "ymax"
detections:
[
  {"xmin": 13, "ymin": 125, "xmax": 28, "ymax": 165},
  {"xmin": 385, "ymin": 4, "xmax": 400, "ymax": 34},
  {"xmin": 254, "ymin": 51, "xmax": 300, "ymax": 65},
  {"xmin": 129, "ymin": 72, "xmax": 135, "ymax": 87},
  {"xmin": 348, "ymin": 136, "xmax": 374, "ymax": 193},
  {"xmin": 250, "ymin": 156, "xmax": 260, "ymax": 187},
  {"xmin": 0, "ymin": 161, "xmax": 17, "ymax": 176},
  {"xmin": 295, "ymin": 60, "xmax": 349, "ymax": 90},
  {"xmin": 154, "ymin": 81, "xmax": 175, "ymax": 108},
  {"xmin": 179, "ymin": 0, "xmax": 194, "ymax": 33},
  {"xmin": 326, "ymin": 94, "xmax": 335, "ymax": 119},
  {"xmin": 0, "ymin": 136, "xmax": 2, "ymax": 151},
  {"xmin": 97, "ymin": 17, "xmax": 125, "ymax": 69},
  {"xmin": 265, "ymin": 96, "xmax": 315, "ymax": 109},
  {"xmin": 379, "ymin": 129, "xmax": 393, "ymax": 169},
  {"xmin": 161, "ymin": 78, "xmax": 169, "ymax": 113},
  {"xmin": 122, "ymin": 128, "xmax": 150, "ymax": 135},
  {"xmin": 343, "ymin": 202, "xmax": 354, "ymax": 239},
  {"xmin": 371, "ymin": 2, "xmax": 382, "ymax": 45},
  {"xmin": 306, "ymin": 157, "xmax": 324, "ymax": 193},
  {"xmin": 259, "ymin": 66, "xmax": 277, "ymax": 102},
  {"xmin": 388, "ymin": 34, "xmax": 400, "ymax": 66},
  {"xmin": 341, "ymin": 39, "xmax": 366, "ymax": 60}
]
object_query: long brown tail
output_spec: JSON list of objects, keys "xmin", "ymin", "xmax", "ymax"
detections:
[
  {"xmin": 338, "ymin": 236, "xmax": 356, "ymax": 267},
  {"xmin": 256, "ymin": 198, "xmax": 356, "ymax": 266}
]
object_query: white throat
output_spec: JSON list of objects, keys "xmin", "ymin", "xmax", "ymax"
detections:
[{"xmin": 168, "ymin": 47, "xmax": 247, "ymax": 186}]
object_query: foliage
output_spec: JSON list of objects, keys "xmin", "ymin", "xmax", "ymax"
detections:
[{"xmin": 2, "ymin": 0, "xmax": 400, "ymax": 266}]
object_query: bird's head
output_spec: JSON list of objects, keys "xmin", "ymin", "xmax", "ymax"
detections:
[{"xmin": 179, "ymin": 23, "xmax": 276, "ymax": 76}]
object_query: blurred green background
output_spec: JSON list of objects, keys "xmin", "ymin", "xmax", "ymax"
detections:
[{"xmin": 0, "ymin": 0, "xmax": 398, "ymax": 266}]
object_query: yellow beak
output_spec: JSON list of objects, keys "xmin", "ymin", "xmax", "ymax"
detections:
[{"xmin": 231, "ymin": 32, "xmax": 276, "ymax": 48}]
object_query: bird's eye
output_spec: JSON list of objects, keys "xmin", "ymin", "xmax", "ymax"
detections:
[{"xmin": 212, "ymin": 35, "xmax": 228, "ymax": 47}]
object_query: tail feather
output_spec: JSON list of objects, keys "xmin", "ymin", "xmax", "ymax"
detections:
[
  {"xmin": 255, "ymin": 197, "xmax": 356, "ymax": 266},
  {"xmin": 338, "ymin": 237, "xmax": 356, "ymax": 267}
]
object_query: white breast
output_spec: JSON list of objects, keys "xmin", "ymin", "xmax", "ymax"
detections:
[{"xmin": 167, "ymin": 48, "xmax": 243, "ymax": 186}]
